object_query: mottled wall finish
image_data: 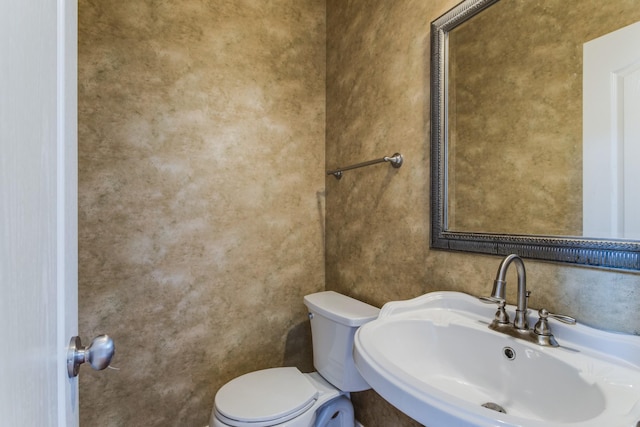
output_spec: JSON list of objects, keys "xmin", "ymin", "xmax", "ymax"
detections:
[
  {"xmin": 78, "ymin": 1, "xmax": 325, "ymax": 426},
  {"xmin": 326, "ymin": 1, "xmax": 640, "ymax": 426}
]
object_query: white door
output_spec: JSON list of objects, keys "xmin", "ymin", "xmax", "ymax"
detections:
[
  {"xmin": 583, "ymin": 21, "xmax": 640, "ymax": 239},
  {"xmin": 0, "ymin": 1, "xmax": 79, "ymax": 426}
]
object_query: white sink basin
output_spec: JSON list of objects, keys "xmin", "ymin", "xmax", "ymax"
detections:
[{"xmin": 354, "ymin": 291, "xmax": 640, "ymax": 427}]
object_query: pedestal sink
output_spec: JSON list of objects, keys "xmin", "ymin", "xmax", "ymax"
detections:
[{"xmin": 353, "ymin": 291, "xmax": 640, "ymax": 427}]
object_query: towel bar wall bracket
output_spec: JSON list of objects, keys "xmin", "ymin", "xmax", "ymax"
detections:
[{"xmin": 327, "ymin": 153, "xmax": 403, "ymax": 179}]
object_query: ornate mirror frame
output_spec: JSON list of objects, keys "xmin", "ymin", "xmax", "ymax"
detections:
[{"xmin": 430, "ymin": 0, "xmax": 640, "ymax": 270}]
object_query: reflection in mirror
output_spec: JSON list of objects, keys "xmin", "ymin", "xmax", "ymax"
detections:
[
  {"xmin": 446, "ymin": 0, "xmax": 640, "ymax": 237},
  {"xmin": 430, "ymin": 0, "xmax": 640, "ymax": 269},
  {"xmin": 583, "ymin": 21, "xmax": 640, "ymax": 240}
]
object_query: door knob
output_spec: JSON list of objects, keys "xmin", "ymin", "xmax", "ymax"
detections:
[{"xmin": 67, "ymin": 335, "xmax": 115, "ymax": 378}]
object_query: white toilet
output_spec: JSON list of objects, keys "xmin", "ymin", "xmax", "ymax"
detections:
[{"xmin": 210, "ymin": 291, "xmax": 380, "ymax": 427}]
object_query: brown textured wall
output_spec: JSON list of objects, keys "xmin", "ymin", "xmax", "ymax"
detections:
[
  {"xmin": 78, "ymin": 1, "xmax": 325, "ymax": 426},
  {"xmin": 78, "ymin": 1, "xmax": 640, "ymax": 426},
  {"xmin": 326, "ymin": 1, "xmax": 640, "ymax": 426}
]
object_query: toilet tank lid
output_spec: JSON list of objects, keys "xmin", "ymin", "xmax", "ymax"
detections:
[{"xmin": 304, "ymin": 291, "xmax": 379, "ymax": 327}]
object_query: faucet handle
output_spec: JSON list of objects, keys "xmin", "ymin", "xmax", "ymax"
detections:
[
  {"xmin": 539, "ymin": 308, "xmax": 576, "ymax": 324},
  {"xmin": 534, "ymin": 308, "xmax": 576, "ymax": 336},
  {"xmin": 479, "ymin": 296, "xmax": 510, "ymax": 325},
  {"xmin": 532, "ymin": 308, "xmax": 576, "ymax": 347},
  {"xmin": 479, "ymin": 296, "xmax": 504, "ymax": 304}
]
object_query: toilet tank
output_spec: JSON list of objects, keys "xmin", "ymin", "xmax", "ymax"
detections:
[{"xmin": 303, "ymin": 291, "xmax": 379, "ymax": 392}]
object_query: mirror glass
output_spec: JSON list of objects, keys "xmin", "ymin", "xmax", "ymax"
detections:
[{"xmin": 430, "ymin": 0, "xmax": 640, "ymax": 269}]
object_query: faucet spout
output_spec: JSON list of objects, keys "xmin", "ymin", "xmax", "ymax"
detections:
[
  {"xmin": 482, "ymin": 254, "xmax": 573, "ymax": 346},
  {"xmin": 493, "ymin": 254, "xmax": 529, "ymax": 330}
]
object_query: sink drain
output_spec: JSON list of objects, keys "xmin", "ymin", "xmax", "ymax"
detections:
[
  {"xmin": 503, "ymin": 346, "xmax": 516, "ymax": 360},
  {"xmin": 482, "ymin": 402, "xmax": 507, "ymax": 414}
]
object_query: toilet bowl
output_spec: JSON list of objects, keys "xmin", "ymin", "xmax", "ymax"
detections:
[
  {"xmin": 211, "ymin": 369, "xmax": 348, "ymax": 427},
  {"xmin": 210, "ymin": 291, "xmax": 379, "ymax": 427}
]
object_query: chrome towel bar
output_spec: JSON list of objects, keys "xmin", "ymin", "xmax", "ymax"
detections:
[{"xmin": 327, "ymin": 153, "xmax": 403, "ymax": 179}]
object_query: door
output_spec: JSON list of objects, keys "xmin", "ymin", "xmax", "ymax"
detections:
[
  {"xmin": 583, "ymin": 21, "xmax": 640, "ymax": 239},
  {"xmin": 0, "ymin": 1, "xmax": 78, "ymax": 426}
]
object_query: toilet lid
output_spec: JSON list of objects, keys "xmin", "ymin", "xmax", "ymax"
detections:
[{"xmin": 215, "ymin": 367, "xmax": 318, "ymax": 424}]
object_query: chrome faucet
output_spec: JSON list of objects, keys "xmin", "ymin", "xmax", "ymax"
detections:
[{"xmin": 481, "ymin": 254, "xmax": 576, "ymax": 347}]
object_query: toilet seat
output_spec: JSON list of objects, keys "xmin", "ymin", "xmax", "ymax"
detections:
[{"xmin": 214, "ymin": 367, "xmax": 319, "ymax": 427}]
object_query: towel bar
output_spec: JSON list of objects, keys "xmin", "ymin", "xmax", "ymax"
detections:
[{"xmin": 327, "ymin": 153, "xmax": 403, "ymax": 179}]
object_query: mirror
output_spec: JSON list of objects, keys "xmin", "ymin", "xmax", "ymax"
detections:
[{"xmin": 430, "ymin": 0, "xmax": 640, "ymax": 270}]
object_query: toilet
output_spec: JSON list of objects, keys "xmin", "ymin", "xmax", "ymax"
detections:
[{"xmin": 210, "ymin": 291, "xmax": 380, "ymax": 427}]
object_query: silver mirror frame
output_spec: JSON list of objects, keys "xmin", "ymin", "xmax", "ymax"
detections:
[{"xmin": 429, "ymin": 0, "xmax": 640, "ymax": 270}]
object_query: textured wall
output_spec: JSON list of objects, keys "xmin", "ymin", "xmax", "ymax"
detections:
[
  {"xmin": 78, "ymin": 1, "xmax": 325, "ymax": 425},
  {"xmin": 79, "ymin": 1, "xmax": 640, "ymax": 426},
  {"xmin": 326, "ymin": 1, "xmax": 640, "ymax": 426}
]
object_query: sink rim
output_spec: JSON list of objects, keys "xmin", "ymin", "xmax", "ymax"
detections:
[{"xmin": 354, "ymin": 291, "xmax": 640, "ymax": 427}]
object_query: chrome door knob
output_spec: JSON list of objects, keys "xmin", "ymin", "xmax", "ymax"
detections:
[{"xmin": 67, "ymin": 335, "xmax": 115, "ymax": 378}]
